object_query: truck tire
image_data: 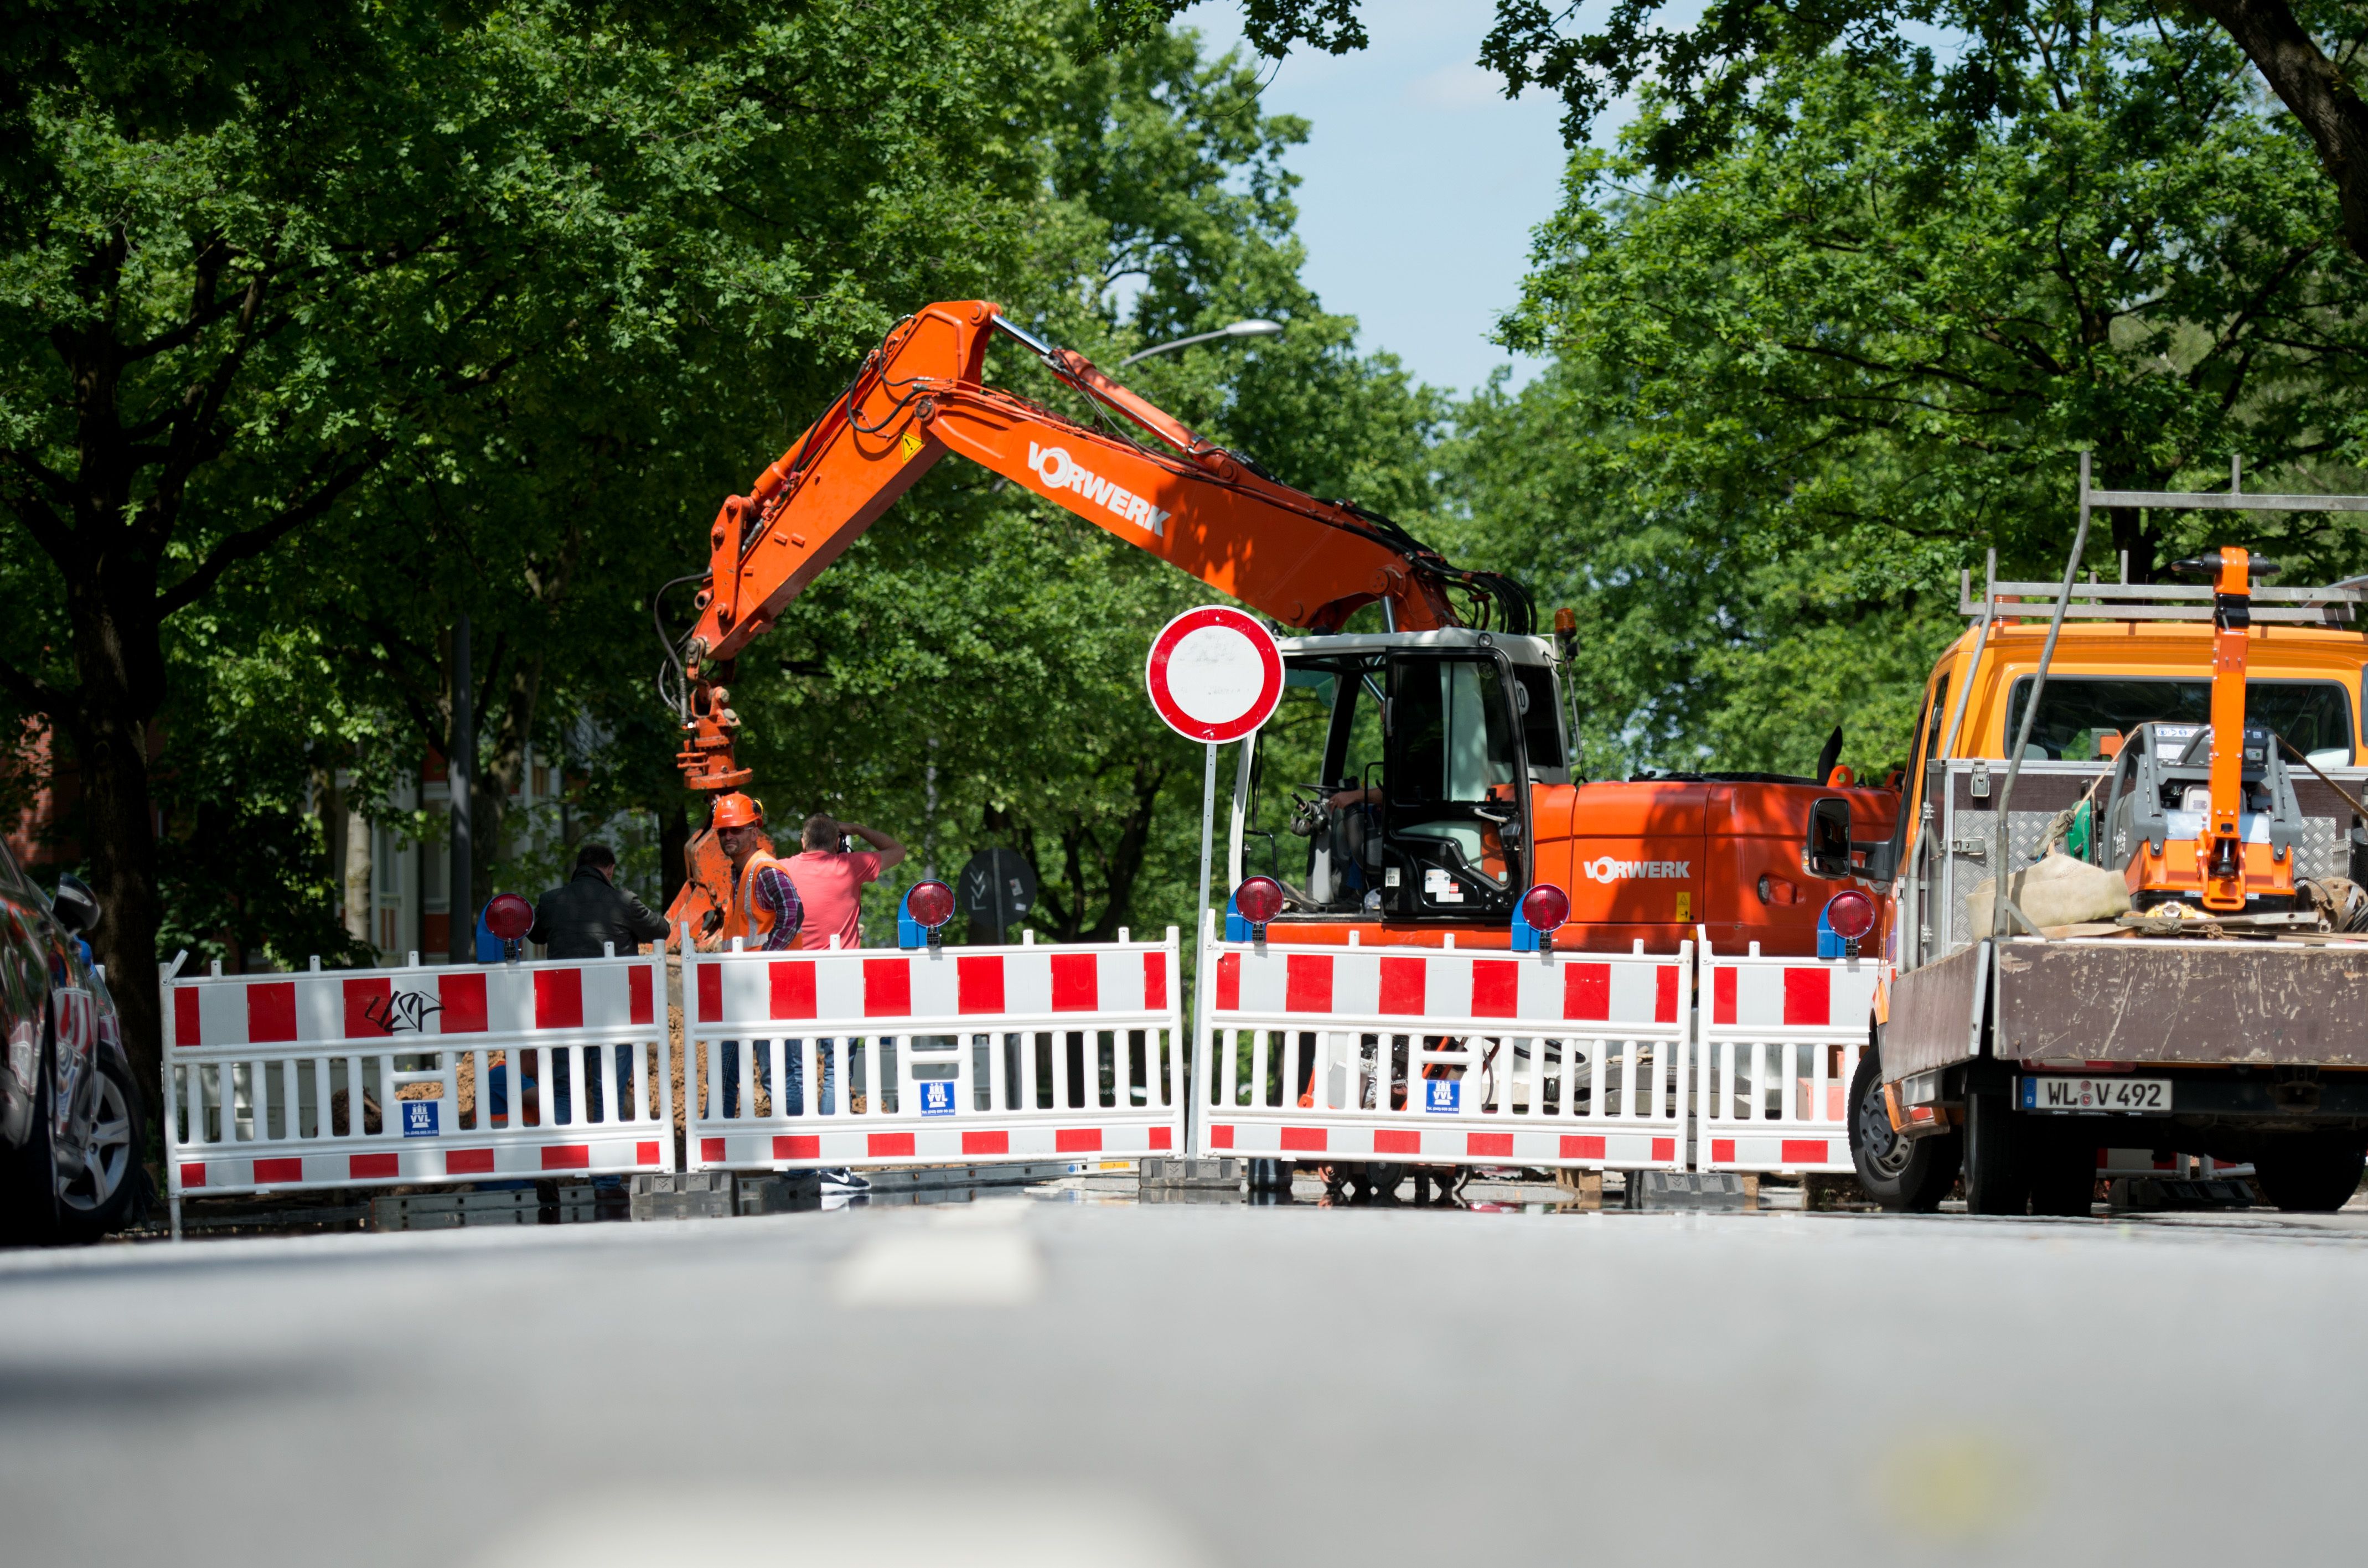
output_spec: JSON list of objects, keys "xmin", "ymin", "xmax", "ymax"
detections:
[
  {"xmin": 1847, "ymin": 1046, "xmax": 1958, "ymax": 1212},
  {"xmin": 2024, "ymin": 1134, "xmax": 2097, "ymax": 1217},
  {"xmin": 2252, "ymin": 1136, "xmax": 2367, "ymax": 1213},
  {"xmin": 1961, "ymin": 1087, "xmax": 2031, "ymax": 1215}
]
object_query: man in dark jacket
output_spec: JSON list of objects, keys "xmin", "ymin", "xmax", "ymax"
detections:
[
  {"xmin": 529, "ymin": 843, "xmax": 670, "ymax": 959},
  {"xmin": 527, "ymin": 843, "xmax": 669, "ymax": 1124}
]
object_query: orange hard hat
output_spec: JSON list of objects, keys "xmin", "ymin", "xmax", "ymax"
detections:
[{"xmin": 711, "ymin": 793, "xmax": 763, "ymax": 830}]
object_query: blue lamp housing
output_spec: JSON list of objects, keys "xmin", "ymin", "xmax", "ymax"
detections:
[
  {"xmin": 896, "ymin": 887, "xmax": 934, "ymax": 949},
  {"xmin": 1816, "ymin": 901, "xmax": 1848, "ymax": 960}
]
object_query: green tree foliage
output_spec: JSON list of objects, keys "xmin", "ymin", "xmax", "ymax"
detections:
[
  {"xmin": 1444, "ymin": 8, "xmax": 2368, "ymax": 777},
  {"xmin": 0, "ymin": 0, "xmax": 1109, "ymax": 1084}
]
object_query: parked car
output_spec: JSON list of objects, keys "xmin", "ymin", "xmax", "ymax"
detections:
[{"xmin": 0, "ymin": 839, "xmax": 144, "ymax": 1241}]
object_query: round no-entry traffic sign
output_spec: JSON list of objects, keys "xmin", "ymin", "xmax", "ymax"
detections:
[{"xmin": 1145, "ymin": 606, "xmax": 1284, "ymax": 743}]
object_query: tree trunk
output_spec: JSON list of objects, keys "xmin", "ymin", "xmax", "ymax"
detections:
[
  {"xmin": 478, "ymin": 652, "xmax": 542, "ymax": 896},
  {"xmin": 2106, "ymin": 506, "xmax": 2157, "ymax": 586},
  {"xmin": 1086, "ymin": 758, "xmax": 1167, "ymax": 940},
  {"xmin": 343, "ymin": 780, "xmax": 373, "ymax": 950},
  {"xmin": 2193, "ymin": 0, "xmax": 2368, "ymax": 264},
  {"xmin": 71, "ymin": 701, "xmax": 164, "ymax": 1107}
]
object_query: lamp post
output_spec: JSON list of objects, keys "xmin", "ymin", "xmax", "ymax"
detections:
[{"xmin": 1116, "ymin": 319, "xmax": 1283, "ymax": 367}]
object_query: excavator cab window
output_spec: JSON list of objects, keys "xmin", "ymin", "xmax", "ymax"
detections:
[
  {"xmin": 1243, "ymin": 656, "xmax": 1383, "ymax": 914},
  {"xmin": 1510, "ymin": 663, "xmax": 1567, "ymax": 780},
  {"xmin": 1377, "ymin": 652, "xmax": 1531, "ymax": 918}
]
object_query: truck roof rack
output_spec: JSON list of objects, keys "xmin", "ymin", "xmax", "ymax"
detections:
[{"xmin": 1959, "ymin": 459, "xmax": 2368, "ymax": 626}]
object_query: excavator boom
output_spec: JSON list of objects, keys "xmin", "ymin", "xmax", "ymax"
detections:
[
  {"xmin": 665, "ymin": 299, "xmax": 1513, "ymax": 937},
  {"xmin": 679, "ymin": 302, "xmax": 1474, "ymax": 777}
]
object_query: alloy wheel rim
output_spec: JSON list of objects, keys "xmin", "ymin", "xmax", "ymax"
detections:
[{"xmin": 60, "ymin": 1073, "xmax": 131, "ymax": 1213}]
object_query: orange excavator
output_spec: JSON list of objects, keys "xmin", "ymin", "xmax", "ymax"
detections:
[{"xmin": 659, "ymin": 299, "xmax": 1897, "ymax": 953}]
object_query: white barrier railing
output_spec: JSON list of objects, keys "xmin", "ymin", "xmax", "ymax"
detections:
[
  {"xmin": 1195, "ymin": 922, "xmax": 1692, "ymax": 1170},
  {"xmin": 682, "ymin": 931, "xmax": 1185, "ymax": 1171},
  {"xmin": 1693, "ymin": 939, "xmax": 1874, "ymax": 1175},
  {"xmin": 161, "ymin": 950, "xmax": 675, "ymax": 1222}
]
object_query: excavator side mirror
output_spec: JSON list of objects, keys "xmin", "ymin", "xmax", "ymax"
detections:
[{"xmin": 1802, "ymin": 798, "xmax": 1852, "ymax": 880}]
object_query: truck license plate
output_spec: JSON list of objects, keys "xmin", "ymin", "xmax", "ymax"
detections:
[{"xmin": 2019, "ymin": 1076, "xmax": 2170, "ymax": 1115}]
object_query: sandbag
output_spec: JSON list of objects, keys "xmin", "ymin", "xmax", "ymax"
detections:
[{"xmin": 1966, "ymin": 851, "xmax": 2131, "ymax": 936}]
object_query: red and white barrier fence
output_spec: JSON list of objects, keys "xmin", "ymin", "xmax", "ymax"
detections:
[
  {"xmin": 682, "ymin": 930, "xmax": 1186, "ymax": 1172},
  {"xmin": 1692, "ymin": 940, "xmax": 1874, "ymax": 1175},
  {"xmin": 161, "ymin": 948, "xmax": 674, "ymax": 1222},
  {"xmin": 1194, "ymin": 921, "xmax": 1692, "ymax": 1170}
]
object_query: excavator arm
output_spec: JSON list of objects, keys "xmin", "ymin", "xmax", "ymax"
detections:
[
  {"xmin": 672, "ymin": 299, "xmax": 1524, "ymax": 791},
  {"xmin": 662, "ymin": 299, "xmax": 1524, "ymax": 942}
]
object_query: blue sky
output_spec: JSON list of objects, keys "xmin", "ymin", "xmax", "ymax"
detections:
[{"xmin": 1173, "ymin": 1, "xmax": 1576, "ymax": 397}]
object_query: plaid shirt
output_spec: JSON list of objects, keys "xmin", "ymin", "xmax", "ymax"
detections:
[{"xmin": 748, "ymin": 862, "xmax": 804, "ymax": 951}]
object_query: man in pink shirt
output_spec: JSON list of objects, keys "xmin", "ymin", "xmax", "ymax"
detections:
[{"xmin": 786, "ymin": 814, "xmax": 906, "ymax": 950}]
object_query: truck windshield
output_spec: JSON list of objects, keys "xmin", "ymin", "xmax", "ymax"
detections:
[{"xmin": 2003, "ymin": 676, "xmax": 2355, "ymax": 762}]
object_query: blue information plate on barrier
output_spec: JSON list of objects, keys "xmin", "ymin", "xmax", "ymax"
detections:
[
  {"xmin": 1425, "ymin": 1079, "xmax": 1459, "ymax": 1114},
  {"xmin": 402, "ymin": 1101, "xmax": 441, "ymax": 1137},
  {"xmin": 919, "ymin": 1080, "xmax": 957, "ymax": 1117}
]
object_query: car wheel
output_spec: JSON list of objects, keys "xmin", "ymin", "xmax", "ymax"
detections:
[
  {"xmin": 2, "ymin": 1027, "xmax": 60, "ymax": 1244},
  {"xmin": 1847, "ymin": 1044, "xmax": 1959, "ymax": 1212},
  {"xmin": 2252, "ymin": 1136, "xmax": 2367, "ymax": 1213},
  {"xmin": 55, "ymin": 1053, "xmax": 144, "ymax": 1241}
]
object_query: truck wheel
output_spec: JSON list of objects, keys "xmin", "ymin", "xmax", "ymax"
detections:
[
  {"xmin": 1847, "ymin": 1048, "xmax": 1958, "ymax": 1212},
  {"xmin": 2025, "ymin": 1135, "xmax": 2097, "ymax": 1218},
  {"xmin": 2252, "ymin": 1136, "xmax": 2367, "ymax": 1213},
  {"xmin": 1961, "ymin": 1088, "xmax": 2031, "ymax": 1215}
]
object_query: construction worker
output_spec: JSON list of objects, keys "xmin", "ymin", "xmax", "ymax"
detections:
[
  {"xmin": 709, "ymin": 795, "xmax": 860, "ymax": 1192},
  {"xmin": 524, "ymin": 842, "xmax": 669, "ymax": 1126},
  {"xmin": 529, "ymin": 842, "xmax": 669, "ymax": 959},
  {"xmin": 712, "ymin": 794, "xmax": 802, "ymax": 954},
  {"xmin": 785, "ymin": 813, "xmax": 906, "ymax": 951}
]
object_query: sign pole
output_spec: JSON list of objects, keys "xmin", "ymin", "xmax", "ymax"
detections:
[{"xmin": 1187, "ymin": 739, "xmax": 1218, "ymax": 1158}]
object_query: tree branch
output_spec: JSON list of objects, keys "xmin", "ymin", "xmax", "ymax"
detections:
[
  {"xmin": 0, "ymin": 474, "xmax": 77, "ymax": 563},
  {"xmin": 0, "ymin": 649, "xmax": 66, "ymax": 718},
  {"xmin": 2191, "ymin": 0, "xmax": 2368, "ymax": 262},
  {"xmin": 156, "ymin": 440, "xmax": 392, "ymax": 618}
]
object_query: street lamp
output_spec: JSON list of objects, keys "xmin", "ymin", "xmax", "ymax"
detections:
[{"xmin": 1116, "ymin": 319, "xmax": 1283, "ymax": 368}]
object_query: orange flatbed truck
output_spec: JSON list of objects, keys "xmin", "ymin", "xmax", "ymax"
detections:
[
  {"xmin": 659, "ymin": 301, "xmax": 1896, "ymax": 960},
  {"xmin": 1853, "ymin": 467, "xmax": 2368, "ymax": 1214}
]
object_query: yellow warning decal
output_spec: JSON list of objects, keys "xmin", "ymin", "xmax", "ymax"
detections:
[
  {"xmin": 1674, "ymin": 891, "xmax": 1691, "ymax": 922},
  {"xmin": 898, "ymin": 429, "xmax": 923, "ymax": 464}
]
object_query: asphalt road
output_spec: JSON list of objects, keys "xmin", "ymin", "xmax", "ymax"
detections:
[{"xmin": 5, "ymin": 1193, "xmax": 2366, "ymax": 1567}]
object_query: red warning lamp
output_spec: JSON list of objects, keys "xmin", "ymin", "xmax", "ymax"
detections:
[
  {"xmin": 1824, "ymin": 887, "xmax": 1876, "ymax": 942},
  {"xmin": 906, "ymin": 879, "xmax": 956, "ymax": 929},
  {"xmin": 1520, "ymin": 883, "xmax": 1571, "ymax": 933},
  {"xmin": 484, "ymin": 893, "xmax": 535, "ymax": 943},
  {"xmin": 1234, "ymin": 876, "xmax": 1285, "ymax": 930}
]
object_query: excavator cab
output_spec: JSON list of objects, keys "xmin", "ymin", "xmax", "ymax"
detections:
[{"xmin": 1242, "ymin": 630, "xmax": 1563, "ymax": 925}]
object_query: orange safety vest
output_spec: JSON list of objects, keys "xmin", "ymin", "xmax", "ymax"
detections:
[{"xmin": 737, "ymin": 848, "xmax": 793, "ymax": 945}]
